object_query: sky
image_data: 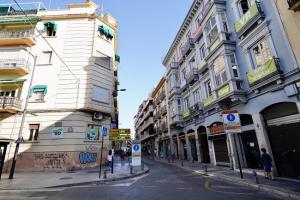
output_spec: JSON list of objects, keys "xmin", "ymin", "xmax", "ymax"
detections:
[{"xmin": 12, "ymin": 0, "xmax": 193, "ymax": 133}]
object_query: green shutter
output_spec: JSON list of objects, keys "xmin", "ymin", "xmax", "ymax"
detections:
[
  {"xmin": 44, "ymin": 21, "xmax": 57, "ymax": 31},
  {"xmin": 30, "ymin": 85, "xmax": 47, "ymax": 97},
  {"xmin": 98, "ymin": 25, "xmax": 114, "ymax": 39}
]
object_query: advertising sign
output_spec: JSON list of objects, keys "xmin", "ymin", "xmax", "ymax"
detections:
[
  {"xmin": 51, "ymin": 127, "xmax": 64, "ymax": 139},
  {"xmin": 222, "ymin": 110, "xmax": 242, "ymax": 133},
  {"xmin": 87, "ymin": 128, "xmax": 99, "ymax": 141},
  {"xmin": 109, "ymin": 129, "xmax": 131, "ymax": 141},
  {"xmin": 131, "ymin": 141, "xmax": 141, "ymax": 166}
]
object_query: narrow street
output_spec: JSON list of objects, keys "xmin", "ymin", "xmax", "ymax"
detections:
[{"xmin": 0, "ymin": 160, "xmax": 281, "ymax": 200}]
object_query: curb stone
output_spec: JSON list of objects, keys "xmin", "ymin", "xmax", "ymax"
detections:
[{"xmin": 155, "ymin": 159, "xmax": 300, "ymax": 200}]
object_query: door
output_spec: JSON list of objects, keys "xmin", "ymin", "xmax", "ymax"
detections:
[
  {"xmin": 268, "ymin": 122, "xmax": 300, "ymax": 178},
  {"xmin": 189, "ymin": 138, "xmax": 198, "ymax": 161},
  {"xmin": 213, "ymin": 138, "xmax": 229, "ymax": 163},
  {"xmin": 0, "ymin": 143, "xmax": 8, "ymax": 180},
  {"xmin": 241, "ymin": 131, "xmax": 261, "ymax": 169},
  {"xmin": 181, "ymin": 139, "xmax": 188, "ymax": 160},
  {"xmin": 199, "ymin": 134, "xmax": 210, "ymax": 163}
]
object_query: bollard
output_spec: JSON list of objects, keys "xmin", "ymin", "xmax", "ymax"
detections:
[
  {"xmin": 253, "ymin": 170, "xmax": 259, "ymax": 184},
  {"xmin": 141, "ymin": 161, "xmax": 144, "ymax": 171},
  {"xmin": 130, "ymin": 166, "xmax": 133, "ymax": 175},
  {"xmin": 181, "ymin": 161, "xmax": 184, "ymax": 167},
  {"xmin": 103, "ymin": 170, "xmax": 107, "ymax": 179},
  {"xmin": 111, "ymin": 156, "xmax": 114, "ymax": 174},
  {"xmin": 204, "ymin": 164, "xmax": 208, "ymax": 175}
]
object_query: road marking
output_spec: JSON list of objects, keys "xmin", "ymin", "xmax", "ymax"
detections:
[
  {"xmin": 0, "ymin": 195, "xmax": 46, "ymax": 200},
  {"xmin": 203, "ymin": 178, "xmax": 256, "ymax": 196},
  {"xmin": 155, "ymin": 179, "xmax": 185, "ymax": 184},
  {"xmin": 176, "ymin": 187, "xmax": 192, "ymax": 191},
  {"xmin": 141, "ymin": 185, "xmax": 159, "ymax": 188},
  {"xmin": 0, "ymin": 188, "xmax": 65, "ymax": 193}
]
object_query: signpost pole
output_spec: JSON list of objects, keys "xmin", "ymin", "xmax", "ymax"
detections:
[
  {"xmin": 233, "ymin": 133, "xmax": 243, "ymax": 179},
  {"xmin": 99, "ymin": 129, "xmax": 104, "ymax": 179}
]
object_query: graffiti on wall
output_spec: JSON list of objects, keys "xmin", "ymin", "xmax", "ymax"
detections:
[
  {"xmin": 85, "ymin": 145, "xmax": 99, "ymax": 152},
  {"xmin": 35, "ymin": 152, "xmax": 68, "ymax": 169},
  {"xmin": 79, "ymin": 152, "xmax": 97, "ymax": 164}
]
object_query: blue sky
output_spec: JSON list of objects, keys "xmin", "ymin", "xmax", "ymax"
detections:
[{"xmin": 13, "ymin": 0, "xmax": 193, "ymax": 133}]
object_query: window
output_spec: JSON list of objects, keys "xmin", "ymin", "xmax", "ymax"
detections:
[
  {"xmin": 177, "ymin": 99, "xmax": 181, "ymax": 113},
  {"xmin": 184, "ymin": 97, "xmax": 189, "ymax": 110},
  {"xmin": 221, "ymin": 13, "xmax": 228, "ymax": 32},
  {"xmin": 44, "ymin": 22, "xmax": 57, "ymax": 37},
  {"xmin": 230, "ymin": 54, "xmax": 239, "ymax": 78},
  {"xmin": 193, "ymin": 90, "xmax": 200, "ymax": 104},
  {"xmin": 28, "ymin": 124, "xmax": 40, "ymax": 141},
  {"xmin": 30, "ymin": 85, "xmax": 47, "ymax": 102},
  {"xmin": 38, "ymin": 51, "xmax": 52, "ymax": 65},
  {"xmin": 0, "ymin": 90, "xmax": 16, "ymax": 97},
  {"xmin": 213, "ymin": 56, "xmax": 228, "ymax": 86},
  {"xmin": 251, "ymin": 38, "xmax": 272, "ymax": 68},
  {"xmin": 238, "ymin": 0, "xmax": 255, "ymax": 15},
  {"xmin": 186, "ymin": 30, "xmax": 191, "ymax": 39},
  {"xmin": 196, "ymin": 15, "xmax": 201, "ymax": 28},
  {"xmin": 205, "ymin": 80, "xmax": 212, "ymax": 97},
  {"xmin": 199, "ymin": 45, "xmax": 206, "ymax": 61},
  {"xmin": 204, "ymin": 16, "xmax": 219, "ymax": 45}
]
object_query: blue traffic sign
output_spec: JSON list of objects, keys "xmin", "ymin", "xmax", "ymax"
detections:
[
  {"xmin": 133, "ymin": 144, "xmax": 139, "ymax": 151},
  {"xmin": 102, "ymin": 127, "xmax": 108, "ymax": 137},
  {"xmin": 227, "ymin": 114, "xmax": 235, "ymax": 121}
]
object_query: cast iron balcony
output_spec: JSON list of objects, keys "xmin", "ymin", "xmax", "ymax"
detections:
[
  {"xmin": 288, "ymin": 0, "xmax": 300, "ymax": 11},
  {"xmin": 0, "ymin": 29, "xmax": 36, "ymax": 46},
  {"xmin": 234, "ymin": 1, "xmax": 265, "ymax": 39},
  {"xmin": 0, "ymin": 97, "xmax": 22, "ymax": 113},
  {"xmin": 186, "ymin": 68, "xmax": 199, "ymax": 85},
  {"xmin": 180, "ymin": 38, "xmax": 195, "ymax": 57},
  {"xmin": 192, "ymin": 25, "xmax": 203, "ymax": 43},
  {"xmin": 0, "ymin": 58, "xmax": 30, "ymax": 75}
]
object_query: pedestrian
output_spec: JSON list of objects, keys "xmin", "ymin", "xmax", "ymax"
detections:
[
  {"xmin": 260, "ymin": 148, "xmax": 274, "ymax": 180},
  {"xmin": 107, "ymin": 150, "xmax": 113, "ymax": 170},
  {"xmin": 120, "ymin": 150, "xmax": 125, "ymax": 160}
]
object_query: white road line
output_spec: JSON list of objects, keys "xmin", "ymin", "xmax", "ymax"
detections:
[{"xmin": 0, "ymin": 195, "xmax": 47, "ymax": 200}]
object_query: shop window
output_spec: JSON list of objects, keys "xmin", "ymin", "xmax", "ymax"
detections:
[
  {"xmin": 204, "ymin": 16, "xmax": 219, "ymax": 45},
  {"xmin": 44, "ymin": 22, "xmax": 57, "ymax": 37},
  {"xmin": 38, "ymin": 51, "xmax": 52, "ymax": 65},
  {"xmin": 213, "ymin": 56, "xmax": 228, "ymax": 86},
  {"xmin": 238, "ymin": 0, "xmax": 255, "ymax": 15},
  {"xmin": 251, "ymin": 38, "xmax": 272, "ymax": 68},
  {"xmin": 205, "ymin": 80, "xmax": 212, "ymax": 97},
  {"xmin": 230, "ymin": 54, "xmax": 239, "ymax": 78},
  {"xmin": 28, "ymin": 124, "xmax": 40, "ymax": 141}
]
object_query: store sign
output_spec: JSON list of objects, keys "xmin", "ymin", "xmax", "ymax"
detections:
[
  {"xmin": 235, "ymin": 3, "xmax": 259, "ymax": 32},
  {"xmin": 247, "ymin": 59, "xmax": 278, "ymax": 85},
  {"xmin": 87, "ymin": 128, "xmax": 99, "ymax": 141},
  {"xmin": 109, "ymin": 129, "xmax": 131, "ymax": 141},
  {"xmin": 209, "ymin": 124, "xmax": 224, "ymax": 135},
  {"xmin": 217, "ymin": 84, "xmax": 230, "ymax": 97},
  {"xmin": 52, "ymin": 127, "xmax": 64, "ymax": 139},
  {"xmin": 222, "ymin": 110, "xmax": 242, "ymax": 133},
  {"xmin": 204, "ymin": 95, "xmax": 214, "ymax": 107},
  {"xmin": 131, "ymin": 141, "xmax": 141, "ymax": 166}
]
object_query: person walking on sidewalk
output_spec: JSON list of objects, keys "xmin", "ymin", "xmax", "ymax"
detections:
[
  {"xmin": 260, "ymin": 148, "xmax": 274, "ymax": 180},
  {"xmin": 107, "ymin": 150, "xmax": 113, "ymax": 170}
]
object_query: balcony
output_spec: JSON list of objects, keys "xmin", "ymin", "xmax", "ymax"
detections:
[
  {"xmin": 198, "ymin": 59, "xmax": 208, "ymax": 73},
  {"xmin": 169, "ymin": 115, "xmax": 183, "ymax": 128},
  {"xmin": 217, "ymin": 84, "xmax": 231, "ymax": 98},
  {"xmin": 203, "ymin": 96, "xmax": 214, "ymax": 108},
  {"xmin": 0, "ymin": 3, "xmax": 45, "ymax": 16},
  {"xmin": 234, "ymin": 1, "xmax": 265, "ymax": 39},
  {"xmin": 186, "ymin": 68, "xmax": 199, "ymax": 85},
  {"xmin": 160, "ymin": 105, "xmax": 167, "ymax": 115},
  {"xmin": 0, "ymin": 97, "xmax": 22, "ymax": 113},
  {"xmin": 182, "ymin": 109, "xmax": 190, "ymax": 120},
  {"xmin": 288, "ymin": 0, "xmax": 300, "ymax": 11},
  {"xmin": 247, "ymin": 57, "xmax": 281, "ymax": 86},
  {"xmin": 180, "ymin": 38, "xmax": 194, "ymax": 57},
  {"xmin": 0, "ymin": 58, "xmax": 30, "ymax": 75},
  {"xmin": 192, "ymin": 25, "xmax": 203, "ymax": 43},
  {"xmin": 169, "ymin": 86, "xmax": 180, "ymax": 98},
  {"xmin": 0, "ymin": 29, "xmax": 36, "ymax": 46}
]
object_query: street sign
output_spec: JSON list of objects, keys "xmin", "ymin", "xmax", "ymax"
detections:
[
  {"xmin": 102, "ymin": 126, "xmax": 109, "ymax": 137},
  {"xmin": 131, "ymin": 141, "xmax": 141, "ymax": 166},
  {"xmin": 15, "ymin": 136, "xmax": 25, "ymax": 144},
  {"xmin": 222, "ymin": 110, "xmax": 242, "ymax": 133},
  {"xmin": 109, "ymin": 129, "xmax": 131, "ymax": 141}
]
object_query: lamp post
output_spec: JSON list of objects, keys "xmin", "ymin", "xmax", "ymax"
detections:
[{"xmin": 9, "ymin": 52, "xmax": 38, "ymax": 179}]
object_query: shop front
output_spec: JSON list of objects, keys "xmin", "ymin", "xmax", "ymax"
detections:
[
  {"xmin": 187, "ymin": 130, "xmax": 198, "ymax": 161},
  {"xmin": 197, "ymin": 126, "xmax": 210, "ymax": 163},
  {"xmin": 0, "ymin": 139, "xmax": 10, "ymax": 179}
]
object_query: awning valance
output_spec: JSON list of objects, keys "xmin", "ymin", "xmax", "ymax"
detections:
[
  {"xmin": 0, "ymin": 79, "xmax": 26, "ymax": 84},
  {"xmin": 98, "ymin": 25, "xmax": 114, "ymax": 39},
  {"xmin": 0, "ymin": 17, "xmax": 39, "ymax": 24},
  {"xmin": 31, "ymin": 85, "xmax": 47, "ymax": 94}
]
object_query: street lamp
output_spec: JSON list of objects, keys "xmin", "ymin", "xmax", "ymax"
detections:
[{"xmin": 9, "ymin": 50, "xmax": 38, "ymax": 179}]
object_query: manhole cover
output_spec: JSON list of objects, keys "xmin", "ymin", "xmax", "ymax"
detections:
[{"xmin": 59, "ymin": 177, "xmax": 73, "ymax": 180}]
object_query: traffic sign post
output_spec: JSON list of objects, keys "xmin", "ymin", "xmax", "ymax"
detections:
[
  {"xmin": 131, "ymin": 141, "xmax": 141, "ymax": 166},
  {"xmin": 222, "ymin": 110, "xmax": 243, "ymax": 179}
]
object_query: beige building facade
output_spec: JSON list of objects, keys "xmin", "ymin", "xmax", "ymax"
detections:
[{"xmin": 0, "ymin": 0, "xmax": 119, "ymax": 173}]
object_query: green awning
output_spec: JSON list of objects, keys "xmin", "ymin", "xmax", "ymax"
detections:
[
  {"xmin": 0, "ymin": 79, "xmax": 27, "ymax": 84},
  {"xmin": 44, "ymin": 21, "xmax": 57, "ymax": 31},
  {"xmin": 0, "ymin": 17, "xmax": 39, "ymax": 24},
  {"xmin": 115, "ymin": 54, "xmax": 120, "ymax": 63},
  {"xmin": 32, "ymin": 85, "xmax": 47, "ymax": 94},
  {"xmin": 108, "ymin": 29, "xmax": 114, "ymax": 38},
  {"xmin": 98, "ymin": 25, "xmax": 114, "ymax": 39}
]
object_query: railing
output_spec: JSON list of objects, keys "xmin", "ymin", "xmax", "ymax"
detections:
[
  {"xmin": 160, "ymin": 105, "xmax": 167, "ymax": 115},
  {"xmin": 0, "ymin": 30, "xmax": 35, "ymax": 39},
  {"xmin": 0, "ymin": 2, "xmax": 46, "ymax": 16},
  {"xmin": 287, "ymin": 0, "xmax": 300, "ymax": 10},
  {"xmin": 186, "ymin": 68, "xmax": 199, "ymax": 84},
  {"xmin": 0, "ymin": 58, "xmax": 30, "ymax": 72},
  {"xmin": 182, "ymin": 109, "xmax": 190, "ymax": 119},
  {"xmin": 0, "ymin": 97, "xmax": 22, "ymax": 110},
  {"xmin": 181, "ymin": 38, "xmax": 194, "ymax": 56}
]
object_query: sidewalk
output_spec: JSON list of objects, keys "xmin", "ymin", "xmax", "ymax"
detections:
[
  {"xmin": 0, "ymin": 157, "xmax": 149, "ymax": 190},
  {"xmin": 154, "ymin": 157, "xmax": 300, "ymax": 200}
]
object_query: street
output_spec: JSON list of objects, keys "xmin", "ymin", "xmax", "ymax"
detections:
[{"xmin": 0, "ymin": 160, "xmax": 281, "ymax": 200}]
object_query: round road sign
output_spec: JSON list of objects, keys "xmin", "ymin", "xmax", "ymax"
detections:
[
  {"xmin": 133, "ymin": 144, "xmax": 139, "ymax": 151},
  {"xmin": 227, "ymin": 114, "xmax": 235, "ymax": 121}
]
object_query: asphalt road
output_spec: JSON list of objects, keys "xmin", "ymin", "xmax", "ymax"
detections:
[{"xmin": 0, "ymin": 160, "xmax": 282, "ymax": 200}]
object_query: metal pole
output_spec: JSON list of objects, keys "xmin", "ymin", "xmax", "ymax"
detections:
[
  {"xmin": 233, "ymin": 133, "xmax": 243, "ymax": 179},
  {"xmin": 99, "ymin": 134, "xmax": 104, "ymax": 179},
  {"xmin": 9, "ymin": 56, "xmax": 37, "ymax": 179},
  {"xmin": 111, "ymin": 155, "xmax": 114, "ymax": 174}
]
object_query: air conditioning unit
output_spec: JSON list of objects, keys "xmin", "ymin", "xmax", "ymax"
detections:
[{"xmin": 93, "ymin": 112, "xmax": 103, "ymax": 120}]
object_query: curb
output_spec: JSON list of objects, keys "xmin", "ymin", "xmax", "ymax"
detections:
[
  {"xmin": 0, "ymin": 168, "xmax": 150, "ymax": 190},
  {"xmin": 156, "ymin": 159, "xmax": 300, "ymax": 200}
]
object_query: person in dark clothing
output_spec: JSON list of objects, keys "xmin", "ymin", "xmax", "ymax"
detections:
[{"xmin": 260, "ymin": 148, "xmax": 274, "ymax": 180}]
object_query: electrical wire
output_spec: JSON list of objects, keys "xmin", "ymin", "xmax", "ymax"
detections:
[{"xmin": 12, "ymin": 0, "xmax": 79, "ymax": 81}]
